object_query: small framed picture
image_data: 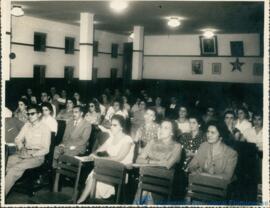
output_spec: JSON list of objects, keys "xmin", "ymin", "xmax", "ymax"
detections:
[
  {"xmin": 253, "ymin": 63, "xmax": 263, "ymax": 76},
  {"xmin": 192, "ymin": 60, "xmax": 203, "ymax": 74},
  {"xmin": 199, "ymin": 36, "xmax": 218, "ymax": 56},
  {"xmin": 212, "ymin": 63, "xmax": 221, "ymax": 74}
]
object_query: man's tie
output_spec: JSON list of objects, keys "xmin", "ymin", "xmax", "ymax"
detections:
[{"xmin": 74, "ymin": 120, "xmax": 78, "ymax": 127}]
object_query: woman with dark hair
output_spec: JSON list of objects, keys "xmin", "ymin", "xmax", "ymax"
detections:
[
  {"xmin": 135, "ymin": 119, "xmax": 181, "ymax": 169},
  {"xmin": 41, "ymin": 102, "xmax": 58, "ymax": 134},
  {"xmin": 99, "ymin": 94, "xmax": 110, "ymax": 116},
  {"xmin": 235, "ymin": 107, "xmax": 252, "ymax": 135},
  {"xmin": 134, "ymin": 108, "xmax": 159, "ymax": 156},
  {"xmin": 56, "ymin": 98, "xmax": 75, "ymax": 121},
  {"xmin": 77, "ymin": 115, "xmax": 134, "ymax": 203},
  {"xmin": 222, "ymin": 110, "xmax": 241, "ymax": 147},
  {"xmin": 188, "ymin": 121, "xmax": 238, "ymax": 181},
  {"xmin": 104, "ymin": 97, "xmax": 128, "ymax": 122},
  {"xmin": 154, "ymin": 96, "xmax": 165, "ymax": 123},
  {"xmin": 131, "ymin": 100, "xmax": 147, "ymax": 134},
  {"xmin": 133, "ymin": 119, "xmax": 181, "ymax": 204},
  {"xmin": 179, "ymin": 114, "xmax": 205, "ymax": 169},
  {"xmin": 122, "ymin": 95, "xmax": 131, "ymax": 113},
  {"xmin": 84, "ymin": 99, "xmax": 102, "ymax": 125},
  {"xmin": 176, "ymin": 105, "xmax": 191, "ymax": 134},
  {"xmin": 73, "ymin": 92, "xmax": 84, "ymax": 106},
  {"xmin": 14, "ymin": 98, "xmax": 29, "ymax": 123}
]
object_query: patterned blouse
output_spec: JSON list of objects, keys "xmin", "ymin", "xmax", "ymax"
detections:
[
  {"xmin": 178, "ymin": 131, "xmax": 205, "ymax": 152},
  {"xmin": 135, "ymin": 122, "xmax": 159, "ymax": 149}
]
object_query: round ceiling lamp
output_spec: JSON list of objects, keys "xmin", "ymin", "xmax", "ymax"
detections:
[
  {"xmin": 203, "ymin": 30, "xmax": 215, "ymax": 38},
  {"xmin": 11, "ymin": 6, "xmax": 24, "ymax": 17},
  {"xmin": 110, "ymin": 0, "xmax": 128, "ymax": 13},
  {"xmin": 167, "ymin": 17, "xmax": 181, "ymax": 28}
]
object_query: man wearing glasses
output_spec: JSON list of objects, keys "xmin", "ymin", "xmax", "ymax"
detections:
[
  {"xmin": 52, "ymin": 105, "xmax": 92, "ymax": 168},
  {"xmin": 5, "ymin": 105, "xmax": 51, "ymax": 196}
]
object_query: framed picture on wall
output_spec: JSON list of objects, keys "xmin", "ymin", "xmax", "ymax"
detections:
[
  {"xmin": 253, "ymin": 63, "xmax": 263, "ymax": 76},
  {"xmin": 192, "ymin": 60, "xmax": 203, "ymax": 74},
  {"xmin": 212, "ymin": 63, "xmax": 221, "ymax": 74},
  {"xmin": 199, "ymin": 36, "xmax": 218, "ymax": 56}
]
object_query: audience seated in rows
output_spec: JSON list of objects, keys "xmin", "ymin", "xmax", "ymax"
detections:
[{"xmin": 5, "ymin": 86, "xmax": 264, "ymax": 204}]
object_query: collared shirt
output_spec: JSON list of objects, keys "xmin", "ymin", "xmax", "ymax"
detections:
[
  {"xmin": 235, "ymin": 119, "xmax": 252, "ymax": 134},
  {"xmin": 243, "ymin": 127, "xmax": 263, "ymax": 151},
  {"xmin": 15, "ymin": 121, "xmax": 51, "ymax": 157}
]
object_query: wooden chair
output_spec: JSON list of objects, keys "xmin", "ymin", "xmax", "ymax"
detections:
[
  {"xmin": 30, "ymin": 155, "xmax": 82, "ymax": 204},
  {"xmin": 88, "ymin": 158, "xmax": 127, "ymax": 204},
  {"xmin": 187, "ymin": 173, "xmax": 229, "ymax": 203},
  {"xmin": 137, "ymin": 166, "xmax": 175, "ymax": 204}
]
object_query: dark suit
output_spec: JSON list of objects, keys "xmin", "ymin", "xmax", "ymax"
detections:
[{"xmin": 53, "ymin": 118, "xmax": 92, "ymax": 167}]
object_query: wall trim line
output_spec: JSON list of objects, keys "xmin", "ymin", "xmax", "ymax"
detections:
[{"xmin": 144, "ymin": 54, "xmax": 262, "ymax": 58}]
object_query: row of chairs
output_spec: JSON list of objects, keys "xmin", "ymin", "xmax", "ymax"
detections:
[
  {"xmin": 23, "ymin": 155, "xmax": 230, "ymax": 205},
  {"xmin": 7, "ymin": 119, "xmax": 262, "ymax": 204}
]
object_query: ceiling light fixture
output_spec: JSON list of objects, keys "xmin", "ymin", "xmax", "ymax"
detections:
[
  {"xmin": 167, "ymin": 17, "xmax": 181, "ymax": 28},
  {"xmin": 11, "ymin": 6, "xmax": 24, "ymax": 17},
  {"xmin": 203, "ymin": 30, "xmax": 215, "ymax": 38},
  {"xmin": 110, "ymin": 0, "xmax": 128, "ymax": 13}
]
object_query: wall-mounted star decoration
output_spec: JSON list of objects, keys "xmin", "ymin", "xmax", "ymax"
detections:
[{"xmin": 231, "ymin": 58, "xmax": 244, "ymax": 72}]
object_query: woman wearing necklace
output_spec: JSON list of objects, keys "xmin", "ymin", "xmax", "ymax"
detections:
[{"xmin": 188, "ymin": 121, "xmax": 238, "ymax": 181}]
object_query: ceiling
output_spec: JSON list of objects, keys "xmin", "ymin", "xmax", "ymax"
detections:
[{"xmin": 12, "ymin": 1, "xmax": 264, "ymax": 35}]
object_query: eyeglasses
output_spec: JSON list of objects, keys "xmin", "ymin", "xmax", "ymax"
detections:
[{"xmin": 27, "ymin": 112, "xmax": 37, "ymax": 116}]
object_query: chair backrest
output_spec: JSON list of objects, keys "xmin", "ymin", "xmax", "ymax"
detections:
[
  {"xmin": 138, "ymin": 166, "xmax": 175, "ymax": 201},
  {"xmin": 53, "ymin": 155, "xmax": 82, "ymax": 204},
  {"xmin": 187, "ymin": 173, "xmax": 229, "ymax": 202},
  {"xmin": 55, "ymin": 120, "xmax": 66, "ymax": 145},
  {"xmin": 91, "ymin": 158, "xmax": 126, "ymax": 203}
]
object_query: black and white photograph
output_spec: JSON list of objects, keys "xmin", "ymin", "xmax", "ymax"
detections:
[
  {"xmin": 212, "ymin": 63, "xmax": 221, "ymax": 75},
  {"xmin": 1, "ymin": 0, "xmax": 269, "ymax": 207},
  {"xmin": 192, "ymin": 60, "xmax": 203, "ymax": 75}
]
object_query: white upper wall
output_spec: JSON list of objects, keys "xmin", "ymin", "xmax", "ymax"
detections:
[
  {"xmin": 144, "ymin": 34, "xmax": 260, "ymax": 56},
  {"xmin": 143, "ymin": 34, "xmax": 263, "ymax": 83},
  {"xmin": 11, "ymin": 15, "xmax": 128, "ymax": 78}
]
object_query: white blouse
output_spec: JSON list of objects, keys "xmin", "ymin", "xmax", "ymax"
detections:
[{"xmin": 41, "ymin": 116, "xmax": 58, "ymax": 134}]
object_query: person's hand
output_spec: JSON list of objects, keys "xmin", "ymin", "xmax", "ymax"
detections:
[
  {"xmin": 19, "ymin": 147, "xmax": 31, "ymax": 159},
  {"xmin": 98, "ymin": 125, "xmax": 107, "ymax": 132},
  {"xmin": 15, "ymin": 141, "xmax": 23, "ymax": 151}
]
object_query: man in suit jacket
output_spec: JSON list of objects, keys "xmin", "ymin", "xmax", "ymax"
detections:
[{"xmin": 52, "ymin": 105, "xmax": 92, "ymax": 168}]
